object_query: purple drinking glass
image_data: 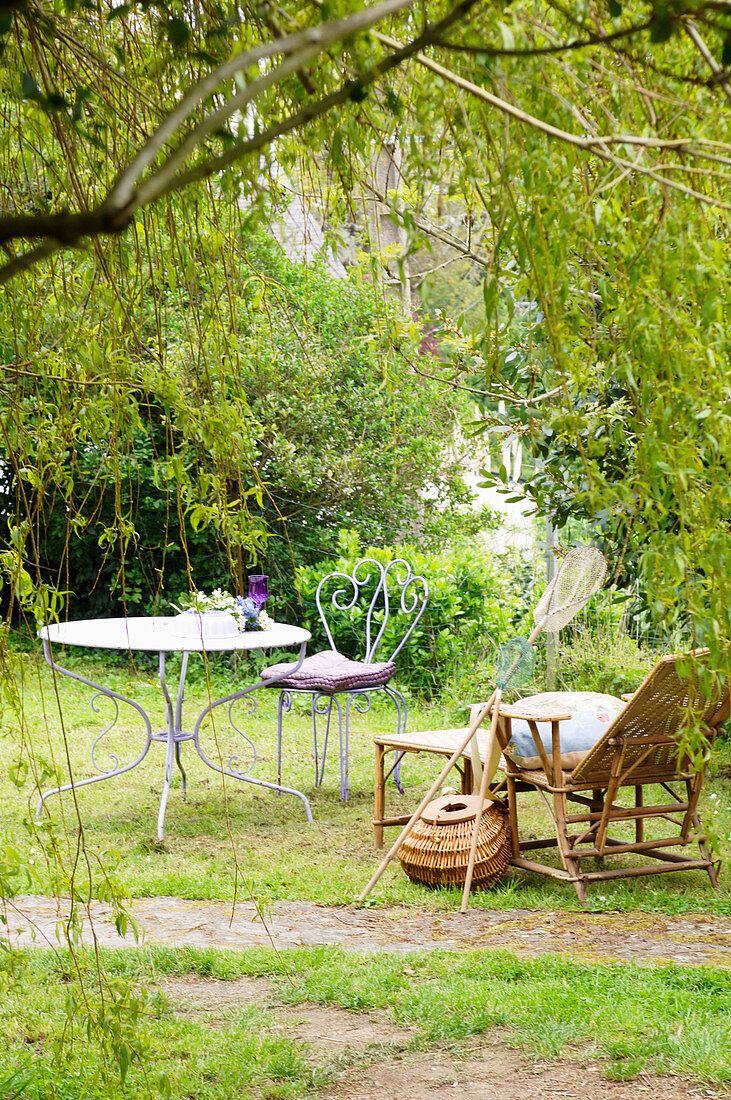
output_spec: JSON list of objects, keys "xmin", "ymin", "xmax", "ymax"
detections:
[{"xmin": 248, "ymin": 574, "xmax": 269, "ymax": 610}]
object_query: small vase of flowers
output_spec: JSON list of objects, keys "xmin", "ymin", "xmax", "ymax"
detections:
[{"xmin": 174, "ymin": 588, "xmax": 275, "ymax": 632}]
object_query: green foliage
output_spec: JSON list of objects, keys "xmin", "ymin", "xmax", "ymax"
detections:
[
  {"xmin": 3, "ymin": 0, "xmax": 731, "ymax": 1090},
  {"xmin": 450, "ymin": 120, "xmax": 731, "ymax": 643},
  {"xmin": 5, "ymin": 943, "xmax": 731, "ymax": 1094},
  {"xmin": 1, "ymin": 229, "xmax": 467, "ymax": 620},
  {"xmin": 554, "ymin": 627, "xmax": 659, "ymax": 697},
  {"xmin": 295, "ymin": 532, "xmax": 519, "ymax": 697},
  {"xmin": 93, "ymin": 944, "xmax": 731, "ymax": 1087},
  {"xmin": 223, "ymin": 236, "xmax": 470, "ymax": 603},
  {"xmin": 270, "ymin": 946, "xmax": 731, "ymax": 1083},
  {"xmin": 1, "ymin": 952, "xmax": 316, "ymax": 1099}
]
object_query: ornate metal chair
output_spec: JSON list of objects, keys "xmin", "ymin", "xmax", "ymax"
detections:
[{"xmin": 263, "ymin": 558, "xmax": 428, "ymax": 800}]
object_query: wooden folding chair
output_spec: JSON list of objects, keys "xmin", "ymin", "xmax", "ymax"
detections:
[
  {"xmin": 373, "ymin": 704, "xmax": 504, "ymax": 847},
  {"xmin": 496, "ymin": 649, "xmax": 730, "ymax": 905}
]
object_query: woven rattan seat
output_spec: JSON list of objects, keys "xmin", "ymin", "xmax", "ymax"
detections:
[{"xmin": 497, "ymin": 648, "xmax": 730, "ymax": 905}]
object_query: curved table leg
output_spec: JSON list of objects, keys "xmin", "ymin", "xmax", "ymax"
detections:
[
  {"xmin": 174, "ymin": 653, "xmax": 188, "ymax": 801},
  {"xmin": 36, "ymin": 638, "xmax": 154, "ymax": 819},
  {"xmin": 39, "ymin": 633, "xmax": 312, "ymax": 836},
  {"xmin": 175, "ymin": 743, "xmax": 187, "ymax": 801},
  {"xmin": 36, "ymin": 747, "xmax": 154, "ymax": 818},
  {"xmin": 157, "ymin": 731, "xmax": 176, "ymax": 839},
  {"xmin": 191, "ymin": 641, "xmax": 313, "ymax": 822},
  {"xmin": 157, "ymin": 650, "xmax": 193, "ymax": 836},
  {"xmin": 193, "ymin": 742, "xmax": 313, "ymax": 823}
]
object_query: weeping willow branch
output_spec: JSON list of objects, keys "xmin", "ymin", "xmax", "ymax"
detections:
[
  {"xmin": 431, "ymin": 17, "xmax": 655, "ymax": 57},
  {"xmin": 683, "ymin": 18, "xmax": 731, "ymax": 109},
  {"xmin": 0, "ymin": 0, "xmax": 481, "ymax": 283},
  {"xmin": 3, "ymin": 0, "xmax": 730, "ymax": 284},
  {"xmin": 372, "ymin": 28, "xmax": 731, "ymax": 210}
]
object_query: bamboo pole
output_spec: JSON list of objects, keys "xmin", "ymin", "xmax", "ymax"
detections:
[{"xmin": 459, "ymin": 687, "xmax": 503, "ymax": 911}]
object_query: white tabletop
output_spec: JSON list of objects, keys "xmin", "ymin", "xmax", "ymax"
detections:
[{"xmin": 39, "ymin": 617, "xmax": 310, "ymax": 653}]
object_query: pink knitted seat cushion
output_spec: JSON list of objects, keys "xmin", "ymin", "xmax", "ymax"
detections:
[{"xmin": 262, "ymin": 649, "xmax": 396, "ymax": 693}]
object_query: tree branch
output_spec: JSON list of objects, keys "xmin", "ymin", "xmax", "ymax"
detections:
[
  {"xmin": 0, "ymin": 0, "xmax": 481, "ymax": 283},
  {"xmin": 108, "ymin": 0, "xmax": 415, "ymax": 210},
  {"xmin": 432, "ymin": 19, "xmax": 654, "ymax": 58},
  {"xmin": 402, "ymin": 347, "xmax": 564, "ymax": 407},
  {"xmin": 372, "ymin": 28, "xmax": 731, "ymax": 211},
  {"xmin": 683, "ymin": 18, "xmax": 731, "ymax": 109}
]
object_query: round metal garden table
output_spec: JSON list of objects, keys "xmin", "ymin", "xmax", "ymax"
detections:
[{"xmin": 37, "ymin": 616, "xmax": 311, "ymax": 837}]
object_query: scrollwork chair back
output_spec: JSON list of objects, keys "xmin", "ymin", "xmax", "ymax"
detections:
[{"xmin": 263, "ymin": 557, "xmax": 428, "ymax": 801}]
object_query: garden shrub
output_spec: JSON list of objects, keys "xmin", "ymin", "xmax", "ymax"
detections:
[{"xmin": 555, "ymin": 627, "xmax": 659, "ymax": 697}]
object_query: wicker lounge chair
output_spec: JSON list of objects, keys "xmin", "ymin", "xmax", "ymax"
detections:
[
  {"xmin": 496, "ymin": 648, "xmax": 730, "ymax": 904},
  {"xmin": 373, "ymin": 649, "xmax": 729, "ymax": 904}
]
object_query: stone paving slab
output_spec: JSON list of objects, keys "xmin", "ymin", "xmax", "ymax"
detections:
[{"xmin": 6, "ymin": 895, "xmax": 731, "ymax": 967}]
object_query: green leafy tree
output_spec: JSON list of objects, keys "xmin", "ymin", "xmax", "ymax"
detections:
[
  {"xmin": 1, "ymin": 225, "xmax": 468, "ymax": 617},
  {"xmin": 3, "ymin": 0, "xmax": 731, "ymax": 1085}
]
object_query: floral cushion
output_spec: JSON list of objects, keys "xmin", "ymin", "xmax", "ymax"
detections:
[
  {"xmin": 262, "ymin": 649, "xmax": 396, "ymax": 693},
  {"xmin": 505, "ymin": 691, "xmax": 625, "ymax": 770}
]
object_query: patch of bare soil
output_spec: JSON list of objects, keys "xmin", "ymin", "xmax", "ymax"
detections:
[
  {"xmin": 159, "ymin": 974, "xmax": 418, "ymax": 1053},
  {"xmin": 158, "ymin": 975, "xmax": 727, "ymax": 1100},
  {"xmin": 321, "ymin": 1045, "xmax": 724, "ymax": 1100}
]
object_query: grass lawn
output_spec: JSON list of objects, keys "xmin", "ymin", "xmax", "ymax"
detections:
[
  {"xmin": 2, "ymin": 640, "xmax": 731, "ymax": 915},
  {"xmin": 3, "ymin": 944, "xmax": 731, "ymax": 1097}
]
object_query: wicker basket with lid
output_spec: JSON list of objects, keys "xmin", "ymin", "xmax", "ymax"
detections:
[{"xmin": 398, "ymin": 793, "xmax": 511, "ymax": 890}]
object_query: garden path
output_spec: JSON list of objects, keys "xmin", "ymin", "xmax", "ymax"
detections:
[{"xmin": 8, "ymin": 894, "xmax": 731, "ymax": 967}]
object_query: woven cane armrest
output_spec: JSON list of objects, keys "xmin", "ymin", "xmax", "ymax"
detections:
[
  {"xmin": 497, "ymin": 703, "xmax": 572, "ymax": 723},
  {"xmin": 570, "ymin": 649, "xmax": 729, "ymax": 783},
  {"xmin": 468, "ymin": 699, "xmax": 572, "ymax": 723}
]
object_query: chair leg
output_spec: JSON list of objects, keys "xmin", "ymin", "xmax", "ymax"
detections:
[
  {"xmin": 374, "ymin": 743, "xmax": 386, "ymax": 848},
  {"xmin": 552, "ymin": 790, "xmax": 572, "ymax": 873},
  {"xmin": 690, "ymin": 798, "xmax": 722, "ymax": 889},
  {"xmin": 590, "ymin": 788, "xmax": 603, "ymax": 841},
  {"xmin": 312, "ymin": 693, "xmax": 334, "ymax": 786},
  {"xmin": 681, "ymin": 775, "xmax": 703, "ymax": 842},
  {"xmin": 277, "ymin": 690, "xmax": 291, "ymax": 790},
  {"xmin": 700, "ymin": 837, "xmax": 721, "ymax": 890},
  {"xmin": 333, "ymin": 696, "xmax": 346, "ymax": 801},
  {"xmin": 506, "ymin": 775, "xmax": 520, "ymax": 860},
  {"xmin": 571, "ymin": 866, "xmax": 589, "ymax": 907},
  {"xmin": 551, "ymin": 789, "xmax": 590, "ymax": 906}
]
